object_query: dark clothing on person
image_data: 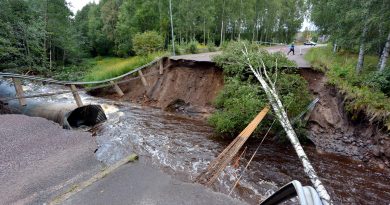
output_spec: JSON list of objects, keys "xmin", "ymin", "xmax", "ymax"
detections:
[{"xmin": 287, "ymin": 44, "xmax": 295, "ymax": 55}]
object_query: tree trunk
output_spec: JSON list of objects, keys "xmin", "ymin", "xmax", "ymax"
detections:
[
  {"xmin": 242, "ymin": 49, "xmax": 332, "ymax": 205},
  {"xmin": 238, "ymin": 0, "xmax": 243, "ymax": 40},
  {"xmin": 203, "ymin": 17, "xmax": 206, "ymax": 44},
  {"xmin": 158, "ymin": 0, "xmax": 162, "ymax": 33},
  {"xmin": 63, "ymin": 50, "xmax": 66, "ymax": 70},
  {"xmin": 169, "ymin": 0, "xmax": 175, "ymax": 56},
  {"xmin": 252, "ymin": 0, "xmax": 259, "ymax": 42},
  {"xmin": 356, "ymin": 23, "xmax": 368, "ymax": 73},
  {"xmin": 49, "ymin": 40, "xmax": 52, "ymax": 70},
  {"xmin": 220, "ymin": 0, "xmax": 226, "ymax": 46},
  {"xmin": 42, "ymin": 0, "xmax": 48, "ymax": 68},
  {"xmin": 378, "ymin": 32, "xmax": 390, "ymax": 72}
]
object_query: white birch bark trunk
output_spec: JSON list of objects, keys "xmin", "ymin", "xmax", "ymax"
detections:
[
  {"xmin": 242, "ymin": 48, "xmax": 333, "ymax": 205},
  {"xmin": 220, "ymin": 0, "xmax": 225, "ymax": 46},
  {"xmin": 356, "ymin": 24, "xmax": 368, "ymax": 73},
  {"xmin": 169, "ymin": 0, "xmax": 175, "ymax": 56},
  {"xmin": 379, "ymin": 32, "xmax": 390, "ymax": 72}
]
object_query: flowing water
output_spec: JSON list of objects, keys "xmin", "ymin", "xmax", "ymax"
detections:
[{"xmin": 0, "ymin": 79, "xmax": 389, "ymax": 205}]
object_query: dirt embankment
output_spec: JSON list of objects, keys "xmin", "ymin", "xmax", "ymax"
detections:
[
  {"xmin": 90, "ymin": 58, "xmax": 224, "ymax": 118},
  {"xmin": 300, "ymin": 69, "xmax": 390, "ymax": 169}
]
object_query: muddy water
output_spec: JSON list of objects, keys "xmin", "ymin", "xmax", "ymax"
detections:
[{"xmin": 1, "ymin": 80, "xmax": 389, "ymax": 205}]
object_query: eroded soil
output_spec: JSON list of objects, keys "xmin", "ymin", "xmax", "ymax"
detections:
[{"xmin": 300, "ymin": 68, "xmax": 390, "ymax": 169}]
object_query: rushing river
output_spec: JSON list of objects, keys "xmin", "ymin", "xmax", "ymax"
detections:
[{"xmin": 0, "ymin": 80, "xmax": 389, "ymax": 204}]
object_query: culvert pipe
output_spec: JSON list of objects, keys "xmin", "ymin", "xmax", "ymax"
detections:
[{"xmin": 0, "ymin": 82, "xmax": 107, "ymax": 129}]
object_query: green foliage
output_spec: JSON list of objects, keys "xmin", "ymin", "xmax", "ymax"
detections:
[
  {"xmin": 209, "ymin": 77, "xmax": 267, "ymax": 136},
  {"xmin": 363, "ymin": 69, "xmax": 390, "ymax": 96},
  {"xmin": 0, "ymin": 0, "xmax": 46, "ymax": 73},
  {"xmin": 207, "ymin": 42, "xmax": 217, "ymax": 52},
  {"xmin": 168, "ymin": 44, "xmax": 181, "ymax": 55},
  {"xmin": 306, "ymin": 46, "xmax": 390, "ymax": 129},
  {"xmin": 52, "ymin": 58, "xmax": 97, "ymax": 81},
  {"xmin": 83, "ymin": 52, "xmax": 165, "ymax": 82},
  {"xmin": 214, "ymin": 41, "xmax": 295, "ymax": 78},
  {"xmin": 186, "ymin": 41, "xmax": 199, "ymax": 54},
  {"xmin": 132, "ymin": 31, "xmax": 164, "ymax": 56},
  {"xmin": 310, "ymin": 0, "xmax": 390, "ymax": 54},
  {"xmin": 210, "ymin": 41, "xmax": 311, "ymax": 138}
]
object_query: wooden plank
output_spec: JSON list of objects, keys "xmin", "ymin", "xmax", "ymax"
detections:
[
  {"xmin": 197, "ymin": 106, "xmax": 270, "ymax": 186},
  {"xmin": 138, "ymin": 70, "xmax": 149, "ymax": 87},
  {"xmin": 238, "ymin": 106, "xmax": 270, "ymax": 138},
  {"xmin": 12, "ymin": 78, "xmax": 27, "ymax": 106},
  {"xmin": 110, "ymin": 81, "xmax": 124, "ymax": 97},
  {"xmin": 70, "ymin": 84, "xmax": 83, "ymax": 107}
]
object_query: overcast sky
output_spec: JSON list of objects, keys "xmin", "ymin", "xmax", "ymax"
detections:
[{"xmin": 67, "ymin": 0, "xmax": 99, "ymax": 14}]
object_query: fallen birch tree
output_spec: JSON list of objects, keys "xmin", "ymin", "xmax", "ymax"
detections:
[{"xmin": 241, "ymin": 44, "xmax": 332, "ymax": 205}]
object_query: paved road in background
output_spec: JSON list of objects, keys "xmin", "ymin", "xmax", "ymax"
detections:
[{"xmin": 170, "ymin": 44, "xmax": 325, "ymax": 68}]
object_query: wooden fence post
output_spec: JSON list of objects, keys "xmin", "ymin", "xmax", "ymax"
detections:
[
  {"xmin": 110, "ymin": 81, "xmax": 124, "ymax": 97},
  {"xmin": 138, "ymin": 70, "xmax": 149, "ymax": 88},
  {"xmin": 159, "ymin": 59, "xmax": 164, "ymax": 75},
  {"xmin": 70, "ymin": 84, "xmax": 83, "ymax": 107},
  {"xmin": 12, "ymin": 78, "xmax": 27, "ymax": 106}
]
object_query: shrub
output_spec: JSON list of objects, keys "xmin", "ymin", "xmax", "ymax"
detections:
[
  {"xmin": 168, "ymin": 43, "xmax": 181, "ymax": 55},
  {"xmin": 132, "ymin": 31, "xmax": 164, "ymax": 56},
  {"xmin": 213, "ymin": 41, "xmax": 295, "ymax": 78},
  {"xmin": 186, "ymin": 40, "xmax": 199, "ymax": 54},
  {"xmin": 207, "ymin": 42, "xmax": 217, "ymax": 52},
  {"xmin": 209, "ymin": 41, "xmax": 311, "ymax": 139},
  {"xmin": 363, "ymin": 68, "xmax": 390, "ymax": 96},
  {"xmin": 208, "ymin": 77, "xmax": 267, "ymax": 137}
]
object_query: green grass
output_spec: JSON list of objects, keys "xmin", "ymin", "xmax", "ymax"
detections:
[
  {"xmin": 83, "ymin": 52, "xmax": 166, "ymax": 82},
  {"xmin": 305, "ymin": 46, "xmax": 390, "ymax": 129}
]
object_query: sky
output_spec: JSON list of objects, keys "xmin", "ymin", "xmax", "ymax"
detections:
[{"xmin": 67, "ymin": 0, "xmax": 99, "ymax": 14}]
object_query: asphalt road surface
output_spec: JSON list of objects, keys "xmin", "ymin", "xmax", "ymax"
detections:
[
  {"xmin": 170, "ymin": 44, "xmax": 324, "ymax": 68},
  {"xmin": 0, "ymin": 114, "xmax": 102, "ymax": 204}
]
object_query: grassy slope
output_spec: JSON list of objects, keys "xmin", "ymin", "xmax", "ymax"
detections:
[
  {"xmin": 305, "ymin": 46, "xmax": 390, "ymax": 129},
  {"xmin": 83, "ymin": 52, "xmax": 165, "ymax": 82},
  {"xmin": 53, "ymin": 52, "xmax": 165, "ymax": 82}
]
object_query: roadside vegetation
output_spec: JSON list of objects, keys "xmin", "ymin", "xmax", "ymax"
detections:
[
  {"xmin": 53, "ymin": 31, "xmax": 167, "ymax": 82},
  {"xmin": 309, "ymin": 0, "xmax": 390, "ymax": 130},
  {"xmin": 306, "ymin": 46, "xmax": 390, "ymax": 129},
  {"xmin": 209, "ymin": 41, "xmax": 312, "ymax": 140},
  {"xmin": 0, "ymin": 0, "xmax": 304, "ymax": 78}
]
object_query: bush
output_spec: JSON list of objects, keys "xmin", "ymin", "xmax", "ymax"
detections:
[
  {"xmin": 209, "ymin": 41, "xmax": 311, "ymax": 139},
  {"xmin": 168, "ymin": 43, "xmax": 181, "ymax": 55},
  {"xmin": 209, "ymin": 77, "xmax": 267, "ymax": 137},
  {"xmin": 213, "ymin": 41, "xmax": 295, "ymax": 78},
  {"xmin": 132, "ymin": 31, "xmax": 164, "ymax": 56},
  {"xmin": 207, "ymin": 42, "xmax": 217, "ymax": 52},
  {"xmin": 363, "ymin": 68, "xmax": 390, "ymax": 96},
  {"xmin": 186, "ymin": 40, "xmax": 199, "ymax": 54}
]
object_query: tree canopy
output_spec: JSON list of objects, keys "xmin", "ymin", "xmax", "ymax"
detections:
[
  {"xmin": 0, "ymin": 0, "xmax": 307, "ymax": 74},
  {"xmin": 310, "ymin": 0, "xmax": 390, "ymax": 72}
]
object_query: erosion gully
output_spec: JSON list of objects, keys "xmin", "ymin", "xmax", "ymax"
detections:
[{"xmin": 1, "ymin": 80, "xmax": 389, "ymax": 205}]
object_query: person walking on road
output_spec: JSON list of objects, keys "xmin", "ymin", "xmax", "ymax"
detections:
[{"xmin": 287, "ymin": 43, "xmax": 295, "ymax": 55}]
